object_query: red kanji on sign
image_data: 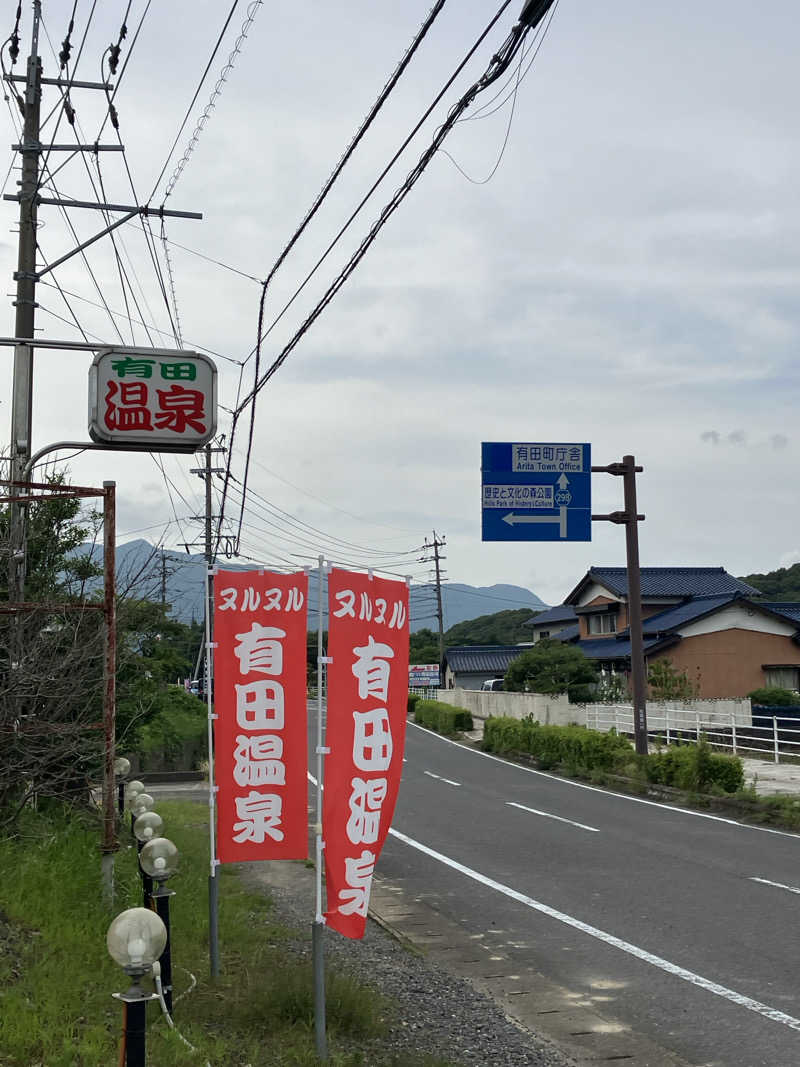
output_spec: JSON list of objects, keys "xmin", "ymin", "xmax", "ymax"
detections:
[
  {"xmin": 104, "ymin": 380, "xmax": 153, "ymax": 432},
  {"xmin": 155, "ymin": 385, "xmax": 207, "ymax": 434}
]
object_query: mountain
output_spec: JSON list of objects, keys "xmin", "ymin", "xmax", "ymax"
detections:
[
  {"xmin": 75, "ymin": 539, "xmax": 547, "ymax": 631},
  {"xmin": 739, "ymin": 564, "xmax": 800, "ymax": 602}
]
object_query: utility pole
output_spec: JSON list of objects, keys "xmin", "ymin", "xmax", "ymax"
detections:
[
  {"xmin": 421, "ymin": 532, "xmax": 447, "ymax": 663},
  {"xmin": 189, "ymin": 441, "xmax": 226, "ymax": 686},
  {"xmin": 8, "ymin": 2, "xmax": 42, "ymax": 604}
]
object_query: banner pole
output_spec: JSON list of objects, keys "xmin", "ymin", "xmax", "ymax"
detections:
[
  {"xmin": 313, "ymin": 554, "xmax": 328, "ymax": 1060},
  {"xmin": 206, "ymin": 566, "xmax": 220, "ymax": 977}
]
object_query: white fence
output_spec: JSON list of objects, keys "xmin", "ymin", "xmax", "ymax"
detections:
[
  {"xmin": 588, "ymin": 704, "xmax": 800, "ymax": 764},
  {"xmin": 409, "ymin": 687, "xmax": 440, "ymax": 701}
]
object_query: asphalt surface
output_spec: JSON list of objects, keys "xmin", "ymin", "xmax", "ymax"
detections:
[{"xmin": 376, "ymin": 721, "xmax": 800, "ymax": 1067}]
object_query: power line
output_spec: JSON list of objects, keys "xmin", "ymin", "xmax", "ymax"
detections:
[
  {"xmin": 162, "ymin": 0, "xmax": 262, "ymax": 203},
  {"xmin": 234, "ymin": 0, "xmax": 449, "ymax": 553},
  {"xmin": 217, "ymin": 0, "xmax": 518, "ymax": 559},
  {"xmin": 147, "ymin": 0, "xmax": 242, "ymax": 203}
]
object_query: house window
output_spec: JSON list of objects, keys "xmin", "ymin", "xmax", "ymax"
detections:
[
  {"xmin": 764, "ymin": 666, "xmax": 800, "ymax": 690},
  {"xmin": 588, "ymin": 614, "xmax": 617, "ymax": 635},
  {"xmin": 538, "ymin": 630, "xmax": 550, "ymax": 641}
]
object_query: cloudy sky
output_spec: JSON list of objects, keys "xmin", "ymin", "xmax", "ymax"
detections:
[{"xmin": 1, "ymin": 0, "xmax": 798, "ymax": 608}]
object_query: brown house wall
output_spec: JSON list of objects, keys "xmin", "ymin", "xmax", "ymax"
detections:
[{"xmin": 651, "ymin": 629, "xmax": 800, "ymax": 698}]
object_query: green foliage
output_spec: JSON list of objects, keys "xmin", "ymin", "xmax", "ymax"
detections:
[
  {"xmin": 740, "ymin": 562, "xmax": 800, "ymax": 601},
  {"xmin": 0, "ymin": 803, "xmax": 445, "ymax": 1066},
  {"xmin": 409, "ymin": 627, "xmax": 439, "ymax": 665},
  {"xmin": 443, "ymin": 608, "xmax": 540, "ymax": 648},
  {"xmin": 414, "ymin": 699, "xmax": 473, "ymax": 735},
  {"xmin": 747, "ymin": 686, "xmax": 799, "ymax": 707},
  {"xmin": 648, "ymin": 658, "xmax": 699, "ymax": 701},
  {"xmin": 135, "ymin": 687, "xmax": 207, "ymax": 769},
  {"xmin": 645, "ymin": 738, "xmax": 744, "ymax": 793},
  {"xmin": 482, "ymin": 717, "xmax": 631, "ymax": 773},
  {"xmin": 407, "ymin": 691, "xmax": 421, "ymax": 715},
  {"xmin": 482, "ymin": 718, "xmax": 744, "ymax": 793},
  {"xmin": 504, "ymin": 639, "xmax": 598, "ymax": 698}
]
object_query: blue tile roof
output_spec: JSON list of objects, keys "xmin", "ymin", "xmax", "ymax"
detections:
[
  {"xmin": 576, "ymin": 635, "xmax": 677, "ymax": 661},
  {"xmin": 444, "ymin": 645, "xmax": 528, "ymax": 673},
  {"xmin": 584, "ymin": 567, "xmax": 761, "ymax": 598},
  {"xmin": 553, "ymin": 623, "xmax": 580, "ymax": 642},
  {"xmin": 762, "ymin": 603, "xmax": 800, "ymax": 624},
  {"xmin": 526, "ymin": 604, "xmax": 577, "ymax": 627},
  {"xmin": 636, "ymin": 594, "xmax": 740, "ymax": 635}
]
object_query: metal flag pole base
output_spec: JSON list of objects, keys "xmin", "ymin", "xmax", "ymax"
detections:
[
  {"xmin": 312, "ymin": 919, "xmax": 327, "ymax": 1061},
  {"xmin": 209, "ymin": 871, "xmax": 220, "ymax": 978}
]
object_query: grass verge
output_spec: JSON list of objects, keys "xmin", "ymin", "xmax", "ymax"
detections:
[{"xmin": 0, "ymin": 801, "xmax": 453, "ymax": 1066}]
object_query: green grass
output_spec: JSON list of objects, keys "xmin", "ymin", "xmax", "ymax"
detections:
[{"xmin": 0, "ymin": 802, "xmax": 455, "ymax": 1066}]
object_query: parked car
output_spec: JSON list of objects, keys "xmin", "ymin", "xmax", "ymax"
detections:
[{"xmin": 481, "ymin": 678, "xmax": 505, "ymax": 692}]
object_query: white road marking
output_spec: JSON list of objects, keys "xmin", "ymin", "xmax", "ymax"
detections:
[
  {"xmin": 507, "ymin": 801, "xmax": 599, "ymax": 832},
  {"xmin": 750, "ymin": 876, "xmax": 800, "ymax": 896},
  {"xmin": 407, "ymin": 720, "xmax": 800, "ymax": 840},
  {"xmin": 424, "ymin": 770, "xmax": 460, "ymax": 787},
  {"xmin": 387, "ymin": 826, "xmax": 800, "ymax": 1034}
]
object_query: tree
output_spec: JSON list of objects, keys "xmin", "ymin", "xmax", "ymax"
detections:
[
  {"xmin": 647, "ymin": 658, "xmax": 699, "ymax": 701},
  {"xmin": 504, "ymin": 639, "xmax": 598, "ymax": 699}
]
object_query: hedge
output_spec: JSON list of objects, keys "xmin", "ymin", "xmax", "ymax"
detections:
[
  {"xmin": 482, "ymin": 716, "xmax": 744, "ymax": 794},
  {"xmin": 414, "ymin": 699, "xmax": 473, "ymax": 736},
  {"xmin": 407, "ymin": 691, "xmax": 421, "ymax": 715}
]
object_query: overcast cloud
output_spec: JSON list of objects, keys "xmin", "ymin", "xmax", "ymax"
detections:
[{"xmin": 2, "ymin": 0, "xmax": 798, "ymax": 608}]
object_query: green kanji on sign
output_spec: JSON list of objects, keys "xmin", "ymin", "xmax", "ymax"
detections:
[
  {"xmin": 111, "ymin": 357, "xmax": 156, "ymax": 378},
  {"xmin": 160, "ymin": 362, "xmax": 197, "ymax": 381}
]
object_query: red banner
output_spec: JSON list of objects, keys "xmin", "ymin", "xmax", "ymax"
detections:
[
  {"xmin": 213, "ymin": 569, "xmax": 308, "ymax": 863},
  {"xmin": 323, "ymin": 569, "xmax": 410, "ymax": 938}
]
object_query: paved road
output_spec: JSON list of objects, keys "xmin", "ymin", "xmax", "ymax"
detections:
[{"xmin": 374, "ymin": 721, "xmax": 800, "ymax": 1067}]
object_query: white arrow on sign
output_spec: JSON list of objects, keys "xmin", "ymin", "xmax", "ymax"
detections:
[
  {"xmin": 502, "ymin": 506, "xmax": 568, "ymax": 538},
  {"xmin": 557, "ymin": 473, "xmax": 570, "ymax": 490}
]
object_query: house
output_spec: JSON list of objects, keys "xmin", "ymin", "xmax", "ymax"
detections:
[
  {"xmin": 525, "ymin": 603, "xmax": 578, "ymax": 644},
  {"xmin": 554, "ymin": 567, "xmax": 800, "ymax": 699},
  {"xmin": 441, "ymin": 645, "xmax": 530, "ymax": 690}
]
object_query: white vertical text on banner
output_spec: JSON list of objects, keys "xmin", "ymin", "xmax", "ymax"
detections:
[
  {"xmin": 324, "ymin": 568, "xmax": 410, "ymax": 938},
  {"xmin": 213, "ymin": 570, "xmax": 309, "ymax": 863}
]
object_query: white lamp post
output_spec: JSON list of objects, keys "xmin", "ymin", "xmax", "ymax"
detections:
[
  {"xmin": 140, "ymin": 837, "xmax": 180, "ymax": 1015},
  {"xmin": 107, "ymin": 907, "xmax": 167, "ymax": 1067}
]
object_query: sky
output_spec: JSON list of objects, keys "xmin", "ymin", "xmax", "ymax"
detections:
[{"xmin": 1, "ymin": 0, "xmax": 799, "ymax": 610}]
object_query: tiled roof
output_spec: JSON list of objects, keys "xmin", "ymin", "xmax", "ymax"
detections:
[
  {"xmin": 525, "ymin": 604, "xmax": 577, "ymax": 627},
  {"xmin": 570, "ymin": 567, "xmax": 761, "ymax": 601},
  {"xmin": 576, "ymin": 635, "xmax": 677, "ymax": 661},
  {"xmin": 762, "ymin": 603, "xmax": 800, "ymax": 624},
  {"xmin": 636, "ymin": 594, "xmax": 740, "ymax": 635},
  {"xmin": 553, "ymin": 623, "xmax": 580, "ymax": 642},
  {"xmin": 444, "ymin": 645, "xmax": 527, "ymax": 673}
]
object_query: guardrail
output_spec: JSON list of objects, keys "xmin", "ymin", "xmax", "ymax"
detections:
[{"xmin": 587, "ymin": 704, "xmax": 800, "ymax": 764}]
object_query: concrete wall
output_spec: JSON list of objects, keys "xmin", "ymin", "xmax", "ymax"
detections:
[
  {"xmin": 437, "ymin": 687, "xmax": 576, "ymax": 726},
  {"xmin": 435, "ymin": 689, "xmax": 752, "ymax": 730},
  {"xmin": 585, "ymin": 698, "xmax": 752, "ymax": 732}
]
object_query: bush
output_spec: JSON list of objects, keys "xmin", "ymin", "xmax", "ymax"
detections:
[
  {"xmin": 414, "ymin": 699, "xmax": 473, "ymax": 736},
  {"xmin": 748, "ymin": 687, "xmax": 799, "ymax": 707},
  {"xmin": 407, "ymin": 691, "xmax": 421, "ymax": 715},
  {"xmin": 481, "ymin": 717, "xmax": 744, "ymax": 793},
  {"xmin": 644, "ymin": 739, "xmax": 743, "ymax": 793}
]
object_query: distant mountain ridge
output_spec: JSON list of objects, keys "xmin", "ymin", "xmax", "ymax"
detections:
[{"xmin": 75, "ymin": 539, "xmax": 547, "ymax": 631}]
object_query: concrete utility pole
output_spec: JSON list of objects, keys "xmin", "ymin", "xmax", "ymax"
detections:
[
  {"xmin": 8, "ymin": 3, "xmax": 42, "ymax": 603},
  {"xmin": 421, "ymin": 532, "xmax": 447, "ymax": 663}
]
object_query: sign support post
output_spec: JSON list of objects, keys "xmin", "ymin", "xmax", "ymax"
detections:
[
  {"xmin": 205, "ymin": 564, "xmax": 220, "ymax": 977},
  {"xmin": 314, "ymin": 555, "xmax": 329, "ymax": 1061},
  {"xmin": 591, "ymin": 456, "xmax": 648, "ymax": 755}
]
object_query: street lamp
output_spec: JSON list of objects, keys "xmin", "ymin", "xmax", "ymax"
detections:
[
  {"xmin": 107, "ymin": 907, "xmax": 167, "ymax": 1067},
  {"xmin": 140, "ymin": 837, "xmax": 179, "ymax": 1015},
  {"xmin": 133, "ymin": 811, "xmax": 163, "ymax": 907},
  {"xmin": 125, "ymin": 781, "xmax": 145, "ymax": 834},
  {"xmin": 131, "ymin": 792, "xmax": 154, "ymax": 820},
  {"xmin": 114, "ymin": 757, "xmax": 131, "ymax": 816}
]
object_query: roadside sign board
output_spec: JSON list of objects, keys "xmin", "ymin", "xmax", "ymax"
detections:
[
  {"xmin": 89, "ymin": 347, "xmax": 217, "ymax": 452},
  {"xmin": 481, "ymin": 442, "xmax": 591, "ymax": 542},
  {"xmin": 409, "ymin": 664, "xmax": 440, "ymax": 687}
]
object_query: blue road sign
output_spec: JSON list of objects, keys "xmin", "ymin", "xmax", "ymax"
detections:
[{"xmin": 481, "ymin": 442, "xmax": 591, "ymax": 542}]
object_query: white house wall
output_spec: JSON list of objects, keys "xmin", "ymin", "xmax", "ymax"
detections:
[{"xmin": 678, "ymin": 604, "xmax": 796, "ymax": 639}]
